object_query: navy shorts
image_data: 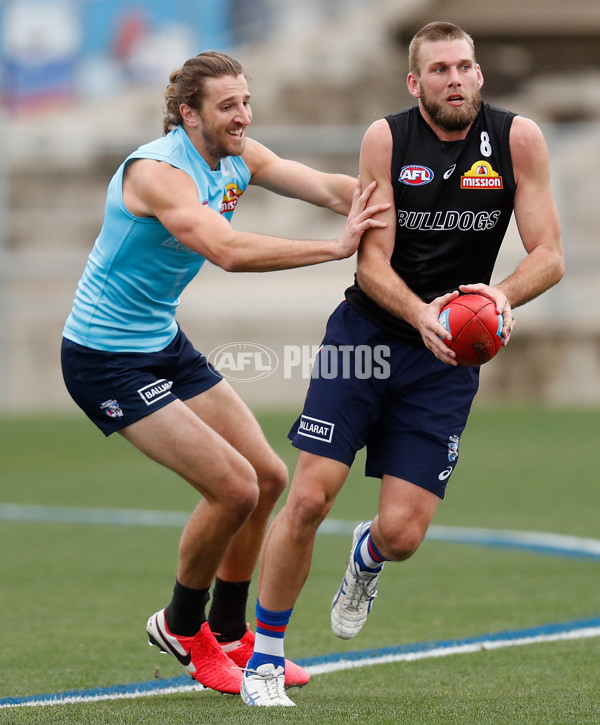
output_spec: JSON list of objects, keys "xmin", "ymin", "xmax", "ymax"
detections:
[
  {"xmin": 61, "ymin": 328, "xmax": 222, "ymax": 436},
  {"xmin": 288, "ymin": 302, "xmax": 480, "ymax": 498}
]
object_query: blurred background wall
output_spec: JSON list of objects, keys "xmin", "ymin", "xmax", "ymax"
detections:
[{"xmin": 1, "ymin": 0, "xmax": 599, "ymax": 412}]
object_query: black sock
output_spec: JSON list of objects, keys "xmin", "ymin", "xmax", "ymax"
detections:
[
  {"xmin": 164, "ymin": 580, "xmax": 210, "ymax": 636},
  {"xmin": 207, "ymin": 577, "xmax": 251, "ymax": 642}
]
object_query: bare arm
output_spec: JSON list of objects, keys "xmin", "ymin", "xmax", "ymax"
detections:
[
  {"xmin": 500, "ymin": 116, "xmax": 564, "ymax": 306},
  {"xmin": 122, "ymin": 158, "xmax": 388, "ymax": 273},
  {"xmin": 243, "ymin": 138, "xmax": 356, "ymax": 215},
  {"xmin": 460, "ymin": 115, "xmax": 565, "ymax": 340},
  {"xmin": 354, "ymin": 120, "xmax": 459, "ymax": 363}
]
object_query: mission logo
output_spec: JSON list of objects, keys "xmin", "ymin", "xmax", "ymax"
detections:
[
  {"xmin": 220, "ymin": 183, "xmax": 244, "ymax": 213},
  {"xmin": 461, "ymin": 160, "xmax": 503, "ymax": 189}
]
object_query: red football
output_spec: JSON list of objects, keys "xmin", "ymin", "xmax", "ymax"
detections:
[{"xmin": 438, "ymin": 294, "xmax": 503, "ymax": 367}]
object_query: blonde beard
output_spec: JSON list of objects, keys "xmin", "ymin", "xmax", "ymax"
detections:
[{"xmin": 419, "ymin": 87, "xmax": 481, "ymax": 132}]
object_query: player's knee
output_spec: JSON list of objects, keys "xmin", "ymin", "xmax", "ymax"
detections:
[
  {"xmin": 286, "ymin": 486, "xmax": 332, "ymax": 531},
  {"xmin": 220, "ymin": 462, "xmax": 260, "ymax": 522},
  {"xmin": 229, "ymin": 488, "xmax": 259, "ymax": 527},
  {"xmin": 379, "ymin": 523, "xmax": 425, "ymax": 562},
  {"xmin": 239, "ymin": 480, "xmax": 261, "ymax": 518},
  {"xmin": 257, "ymin": 456, "xmax": 288, "ymax": 503}
]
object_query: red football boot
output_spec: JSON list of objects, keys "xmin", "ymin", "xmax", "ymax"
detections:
[{"xmin": 147, "ymin": 610, "xmax": 243, "ymax": 694}]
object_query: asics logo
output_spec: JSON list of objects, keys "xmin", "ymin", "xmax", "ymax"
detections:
[
  {"xmin": 443, "ymin": 164, "xmax": 456, "ymax": 180},
  {"xmin": 438, "ymin": 466, "xmax": 453, "ymax": 481},
  {"xmin": 331, "ymin": 580, "xmax": 347, "ymax": 608},
  {"xmin": 243, "ymin": 686, "xmax": 261, "ymax": 706}
]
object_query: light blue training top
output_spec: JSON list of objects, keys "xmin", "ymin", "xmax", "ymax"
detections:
[{"xmin": 63, "ymin": 125, "xmax": 251, "ymax": 352}]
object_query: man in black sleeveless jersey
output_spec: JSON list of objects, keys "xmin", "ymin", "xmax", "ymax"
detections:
[{"xmin": 241, "ymin": 21, "xmax": 564, "ymax": 706}]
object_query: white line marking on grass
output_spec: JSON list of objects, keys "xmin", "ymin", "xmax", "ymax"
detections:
[
  {"xmin": 306, "ymin": 619, "xmax": 600, "ymax": 675},
  {"xmin": 1, "ymin": 617, "xmax": 599, "ymax": 709},
  {"xmin": 319, "ymin": 520, "xmax": 600, "ymax": 559},
  {"xmin": 425, "ymin": 525, "xmax": 600, "ymax": 560},
  {"xmin": 1, "ymin": 508, "xmax": 598, "ymax": 707},
  {"xmin": 0, "ymin": 683, "xmax": 206, "ymax": 709},
  {"xmin": 0, "ymin": 503, "xmax": 189, "ymax": 527},
  {"xmin": 2, "ymin": 505, "xmax": 600, "ymax": 560}
]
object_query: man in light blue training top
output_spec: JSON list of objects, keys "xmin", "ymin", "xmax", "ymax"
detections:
[{"xmin": 61, "ymin": 51, "xmax": 388, "ymax": 696}]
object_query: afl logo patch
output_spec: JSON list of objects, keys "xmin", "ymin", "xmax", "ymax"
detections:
[{"xmin": 399, "ymin": 165, "xmax": 434, "ymax": 186}]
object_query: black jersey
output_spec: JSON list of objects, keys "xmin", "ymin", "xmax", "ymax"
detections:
[{"xmin": 346, "ymin": 102, "xmax": 517, "ymax": 344}]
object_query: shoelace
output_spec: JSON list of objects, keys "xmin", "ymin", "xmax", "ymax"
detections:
[
  {"xmin": 245, "ymin": 668, "xmax": 286, "ymax": 701},
  {"xmin": 345, "ymin": 569, "xmax": 379, "ymax": 609},
  {"xmin": 196, "ymin": 629, "xmax": 238, "ymax": 667}
]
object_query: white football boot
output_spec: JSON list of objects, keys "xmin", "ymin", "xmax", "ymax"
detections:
[
  {"xmin": 331, "ymin": 520, "xmax": 384, "ymax": 639},
  {"xmin": 241, "ymin": 663, "xmax": 296, "ymax": 707}
]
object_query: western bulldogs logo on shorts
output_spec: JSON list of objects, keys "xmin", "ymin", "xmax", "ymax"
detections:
[
  {"xmin": 100, "ymin": 399, "xmax": 123, "ymax": 418},
  {"xmin": 447, "ymin": 434, "xmax": 460, "ymax": 462}
]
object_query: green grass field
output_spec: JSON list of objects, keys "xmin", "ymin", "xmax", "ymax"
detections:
[{"xmin": 1, "ymin": 404, "xmax": 599, "ymax": 724}]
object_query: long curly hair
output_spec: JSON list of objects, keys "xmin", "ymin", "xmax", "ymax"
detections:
[{"xmin": 163, "ymin": 51, "xmax": 245, "ymax": 135}]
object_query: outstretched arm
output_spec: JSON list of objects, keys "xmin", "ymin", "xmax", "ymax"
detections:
[
  {"xmin": 123, "ymin": 157, "xmax": 389, "ymax": 272},
  {"xmin": 242, "ymin": 138, "xmax": 356, "ymax": 215}
]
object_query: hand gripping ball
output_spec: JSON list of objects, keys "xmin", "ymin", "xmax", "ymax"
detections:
[{"xmin": 438, "ymin": 294, "xmax": 503, "ymax": 367}]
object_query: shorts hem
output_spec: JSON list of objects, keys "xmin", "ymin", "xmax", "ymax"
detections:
[
  {"xmin": 289, "ymin": 436, "xmax": 356, "ymax": 468},
  {"xmin": 97, "ymin": 395, "xmax": 177, "ymax": 436}
]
